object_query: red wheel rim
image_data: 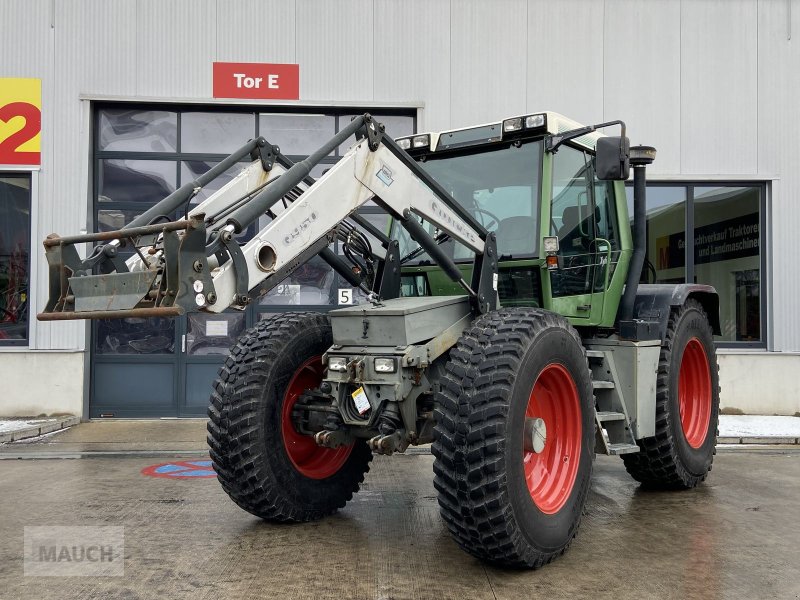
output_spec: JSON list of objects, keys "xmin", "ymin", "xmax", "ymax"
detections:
[
  {"xmin": 280, "ymin": 355, "xmax": 353, "ymax": 479},
  {"xmin": 678, "ymin": 338, "xmax": 712, "ymax": 449},
  {"xmin": 523, "ymin": 364, "xmax": 582, "ymax": 515}
]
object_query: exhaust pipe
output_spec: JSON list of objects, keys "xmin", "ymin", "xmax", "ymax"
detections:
[{"xmin": 618, "ymin": 145, "xmax": 656, "ymax": 323}]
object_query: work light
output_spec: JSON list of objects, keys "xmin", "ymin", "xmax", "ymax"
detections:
[
  {"xmin": 374, "ymin": 357, "xmax": 397, "ymax": 373},
  {"xmin": 525, "ymin": 114, "xmax": 546, "ymax": 129},
  {"xmin": 412, "ymin": 134, "xmax": 430, "ymax": 149},
  {"xmin": 328, "ymin": 356, "xmax": 348, "ymax": 372},
  {"xmin": 503, "ymin": 117, "xmax": 523, "ymax": 133}
]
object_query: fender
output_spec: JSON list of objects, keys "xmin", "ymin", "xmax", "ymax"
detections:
[{"xmin": 628, "ymin": 284, "xmax": 721, "ymax": 342}]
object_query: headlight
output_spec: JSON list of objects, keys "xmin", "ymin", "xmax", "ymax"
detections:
[
  {"xmin": 374, "ymin": 357, "xmax": 397, "ymax": 373},
  {"xmin": 503, "ymin": 117, "xmax": 523, "ymax": 133},
  {"xmin": 525, "ymin": 114, "xmax": 545, "ymax": 129},
  {"xmin": 328, "ymin": 356, "xmax": 348, "ymax": 372},
  {"xmin": 397, "ymin": 137, "xmax": 412, "ymax": 150},
  {"xmin": 412, "ymin": 134, "xmax": 430, "ymax": 148}
]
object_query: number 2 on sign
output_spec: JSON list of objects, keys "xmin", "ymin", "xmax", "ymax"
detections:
[
  {"xmin": 0, "ymin": 101, "xmax": 41, "ymax": 164},
  {"xmin": 338, "ymin": 288, "xmax": 354, "ymax": 305}
]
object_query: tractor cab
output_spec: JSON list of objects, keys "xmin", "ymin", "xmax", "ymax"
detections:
[{"xmin": 393, "ymin": 112, "xmax": 631, "ymax": 330}]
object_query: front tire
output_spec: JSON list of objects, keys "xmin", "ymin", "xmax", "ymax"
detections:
[
  {"xmin": 622, "ymin": 299, "xmax": 720, "ymax": 488},
  {"xmin": 207, "ymin": 312, "xmax": 372, "ymax": 522},
  {"xmin": 432, "ymin": 308, "xmax": 594, "ymax": 569}
]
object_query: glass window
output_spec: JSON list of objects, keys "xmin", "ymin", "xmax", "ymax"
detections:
[
  {"xmin": 626, "ymin": 182, "xmax": 764, "ymax": 345},
  {"xmin": 259, "ymin": 114, "xmax": 335, "ymax": 156},
  {"xmin": 594, "ymin": 181, "xmax": 619, "ymax": 249},
  {"xmin": 180, "ymin": 112, "xmax": 255, "ymax": 154},
  {"xmin": 97, "ymin": 109, "xmax": 177, "ymax": 152},
  {"xmin": 550, "ymin": 146, "xmax": 594, "ymax": 297},
  {"xmin": 626, "ymin": 186, "xmax": 687, "ymax": 284},
  {"xmin": 186, "ymin": 313, "xmax": 246, "ymax": 356},
  {"xmin": 694, "ymin": 186, "xmax": 761, "ymax": 342},
  {"xmin": 96, "ymin": 317, "xmax": 175, "ymax": 354},
  {"xmin": 98, "ymin": 159, "xmax": 176, "ymax": 203},
  {"xmin": 0, "ymin": 175, "xmax": 31, "ymax": 343},
  {"xmin": 398, "ymin": 141, "xmax": 542, "ymax": 262}
]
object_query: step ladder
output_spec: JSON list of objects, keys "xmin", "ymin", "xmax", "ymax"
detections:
[{"xmin": 586, "ymin": 350, "xmax": 639, "ymax": 455}]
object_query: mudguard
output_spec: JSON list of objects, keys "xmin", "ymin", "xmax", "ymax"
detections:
[{"xmin": 629, "ymin": 284, "xmax": 721, "ymax": 341}]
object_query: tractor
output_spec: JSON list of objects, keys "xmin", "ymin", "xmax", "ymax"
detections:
[{"xmin": 38, "ymin": 111, "xmax": 720, "ymax": 568}]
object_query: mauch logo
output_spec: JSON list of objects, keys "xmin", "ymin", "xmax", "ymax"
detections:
[{"xmin": 24, "ymin": 526, "xmax": 124, "ymax": 576}]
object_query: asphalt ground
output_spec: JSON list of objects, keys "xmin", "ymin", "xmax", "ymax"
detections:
[{"xmin": 1, "ymin": 426, "xmax": 799, "ymax": 600}]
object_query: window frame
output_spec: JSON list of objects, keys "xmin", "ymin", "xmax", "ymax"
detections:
[
  {"xmin": 0, "ymin": 171, "xmax": 32, "ymax": 347},
  {"xmin": 625, "ymin": 180, "xmax": 768, "ymax": 349}
]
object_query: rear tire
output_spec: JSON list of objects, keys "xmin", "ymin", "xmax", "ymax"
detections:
[
  {"xmin": 432, "ymin": 308, "xmax": 594, "ymax": 569},
  {"xmin": 622, "ymin": 299, "xmax": 720, "ymax": 488},
  {"xmin": 207, "ymin": 312, "xmax": 372, "ymax": 522}
]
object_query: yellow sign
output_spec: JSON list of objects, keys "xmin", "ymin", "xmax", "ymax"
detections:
[{"xmin": 0, "ymin": 78, "xmax": 41, "ymax": 165}]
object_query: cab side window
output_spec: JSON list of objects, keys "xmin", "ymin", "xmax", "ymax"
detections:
[
  {"xmin": 551, "ymin": 146, "xmax": 594, "ymax": 255},
  {"xmin": 593, "ymin": 179, "xmax": 619, "ymax": 250},
  {"xmin": 550, "ymin": 146, "xmax": 595, "ymax": 297}
]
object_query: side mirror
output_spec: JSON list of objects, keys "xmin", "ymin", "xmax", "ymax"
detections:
[{"xmin": 595, "ymin": 136, "xmax": 630, "ymax": 180}]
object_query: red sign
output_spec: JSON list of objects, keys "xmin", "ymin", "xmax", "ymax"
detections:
[{"xmin": 213, "ymin": 62, "xmax": 299, "ymax": 100}]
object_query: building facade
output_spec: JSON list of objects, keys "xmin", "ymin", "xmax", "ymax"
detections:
[{"xmin": 1, "ymin": 0, "xmax": 799, "ymax": 418}]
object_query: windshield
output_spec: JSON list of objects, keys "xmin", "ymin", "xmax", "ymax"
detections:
[{"xmin": 392, "ymin": 141, "xmax": 542, "ymax": 263}]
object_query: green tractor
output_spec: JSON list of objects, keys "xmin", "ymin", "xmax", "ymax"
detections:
[{"xmin": 39, "ymin": 112, "xmax": 720, "ymax": 568}]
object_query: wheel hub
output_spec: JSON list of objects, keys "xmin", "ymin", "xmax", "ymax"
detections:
[{"xmin": 524, "ymin": 417, "xmax": 547, "ymax": 454}]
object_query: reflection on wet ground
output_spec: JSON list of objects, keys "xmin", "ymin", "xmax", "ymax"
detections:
[{"xmin": 1, "ymin": 450, "xmax": 798, "ymax": 599}]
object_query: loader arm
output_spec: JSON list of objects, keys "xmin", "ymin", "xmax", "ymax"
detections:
[{"xmin": 37, "ymin": 114, "xmax": 498, "ymax": 322}]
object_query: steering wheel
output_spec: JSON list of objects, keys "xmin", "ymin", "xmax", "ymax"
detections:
[{"xmin": 474, "ymin": 208, "xmax": 501, "ymax": 231}]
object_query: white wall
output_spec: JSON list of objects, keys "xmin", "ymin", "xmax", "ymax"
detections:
[
  {"xmin": 0, "ymin": 353, "xmax": 84, "ymax": 416},
  {"xmin": 718, "ymin": 353, "xmax": 800, "ymax": 416}
]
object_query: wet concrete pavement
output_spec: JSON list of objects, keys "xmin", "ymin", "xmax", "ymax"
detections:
[{"xmin": 1, "ymin": 439, "xmax": 799, "ymax": 600}]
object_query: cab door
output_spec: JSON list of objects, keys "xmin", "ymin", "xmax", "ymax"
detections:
[{"xmin": 546, "ymin": 145, "xmax": 610, "ymax": 323}]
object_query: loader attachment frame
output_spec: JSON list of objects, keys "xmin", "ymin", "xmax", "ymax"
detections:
[{"xmin": 37, "ymin": 114, "xmax": 499, "ymax": 322}]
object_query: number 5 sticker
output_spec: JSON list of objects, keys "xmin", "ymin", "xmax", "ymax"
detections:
[{"xmin": 338, "ymin": 288, "xmax": 354, "ymax": 305}]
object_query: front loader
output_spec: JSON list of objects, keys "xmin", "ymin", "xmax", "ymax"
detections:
[{"xmin": 38, "ymin": 112, "xmax": 720, "ymax": 568}]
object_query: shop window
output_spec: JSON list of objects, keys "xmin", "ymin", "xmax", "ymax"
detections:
[
  {"xmin": 180, "ymin": 112, "xmax": 256, "ymax": 154},
  {"xmin": 97, "ymin": 109, "xmax": 177, "ymax": 152},
  {"xmin": 694, "ymin": 186, "xmax": 761, "ymax": 342},
  {"xmin": 0, "ymin": 175, "xmax": 30, "ymax": 344},
  {"xmin": 626, "ymin": 183, "xmax": 764, "ymax": 345},
  {"xmin": 259, "ymin": 114, "xmax": 335, "ymax": 156},
  {"xmin": 98, "ymin": 159, "xmax": 176, "ymax": 203},
  {"xmin": 96, "ymin": 317, "xmax": 175, "ymax": 354},
  {"xmin": 626, "ymin": 186, "xmax": 687, "ymax": 285},
  {"xmin": 186, "ymin": 313, "xmax": 246, "ymax": 356}
]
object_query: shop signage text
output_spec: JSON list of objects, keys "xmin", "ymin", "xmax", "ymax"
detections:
[
  {"xmin": 656, "ymin": 212, "xmax": 759, "ymax": 270},
  {"xmin": 212, "ymin": 62, "xmax": 299, "ymax": 100},
  {"xmin": 0, "ymin": 78, "xmax": 41, "ymax": 166}
]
